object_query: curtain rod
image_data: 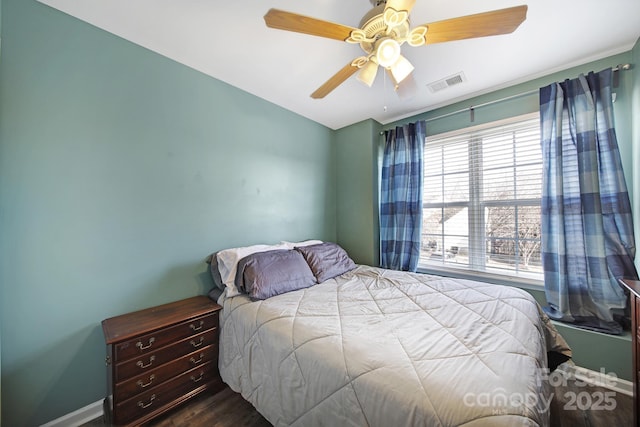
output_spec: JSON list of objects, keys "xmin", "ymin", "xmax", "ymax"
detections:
[{"xmin": 379, "ymin": 63, "xmax": 632, "ymax": 135}]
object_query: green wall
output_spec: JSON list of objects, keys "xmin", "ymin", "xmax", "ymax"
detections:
[
  {"xmin": 335, "ymin": 119, "xmax": 381, "ymax": 266},
  {"xmin": 0, "ymin": 1, "xmax": 335, "ymax": 425},
  {"xmin": 335, "ymin": 50, "xmax": 639, "ymax": 381}
]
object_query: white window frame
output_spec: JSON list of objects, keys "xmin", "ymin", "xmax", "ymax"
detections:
[{"xmin": 418, "ymin": 112, "xmax": 543, "ymax": 287}]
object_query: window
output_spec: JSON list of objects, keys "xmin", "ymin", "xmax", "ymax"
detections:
[{"xmin": 420, "ymin": 114, "xmax": 543, "ymax": 281}]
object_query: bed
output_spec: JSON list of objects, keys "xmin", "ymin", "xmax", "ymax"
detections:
[{"xmin": 208, "ymin": 241, "xmax": 571, "ymax": 427}]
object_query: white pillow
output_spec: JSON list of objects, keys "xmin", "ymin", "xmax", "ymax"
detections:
[
  {"xmin": 281, "ymin": 239, "xmax": 323, "ymax": 249},
  {"xmin": 216, "ymin": 243, "xmax": 288, "ymax": 297}
]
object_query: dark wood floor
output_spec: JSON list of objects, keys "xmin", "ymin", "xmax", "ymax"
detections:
[
  {"xmin": 84, "ymin": 379, "xmax": 632, "ymax": 427},
  {"xmin": 549, "ymin": 378, "xmax": 632, "ymax": 427}
]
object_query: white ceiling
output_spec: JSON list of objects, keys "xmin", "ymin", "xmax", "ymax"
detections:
[{"xmin": 37, "ymin": 0, "xmax": 640, "ymax": 130}]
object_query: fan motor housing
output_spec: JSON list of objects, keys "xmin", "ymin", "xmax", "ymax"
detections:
[{"xmin": 359, "ymin": 6, "xmax": 410, "ymax": 54}]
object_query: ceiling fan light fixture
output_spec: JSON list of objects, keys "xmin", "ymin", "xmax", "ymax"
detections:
[
  {"xmin": 357, "ymin": 60, "xmax": 379, "ymax": 87},
  {"xmin": 263, "ymin": 5, "xmax": 529, "ymax": 99},
  {"xmin": 375, "ymin": 38, "xmax": 401, "ymax": 67},
  {"xmin": 394, "ymin": 72, "xmax": 418, "ymax": 100},
  {"xmin": 388, "ymin": 55, "xmax": 414, "ymax": 84}
]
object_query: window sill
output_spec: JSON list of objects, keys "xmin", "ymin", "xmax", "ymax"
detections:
[{"xmin": 416, "ymin": 264, "xmax": 544, "ymax": 292}]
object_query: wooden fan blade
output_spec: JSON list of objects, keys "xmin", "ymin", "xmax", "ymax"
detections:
[
  {"xmin": 421, "ymin": 5, "xmax": 528, "ymax": 45},
  {"xmin": 264, "ymin": 8, "xmax": 358, "ymax": 42},
  {"xmin": 311, "ymin": 62, "xmax": 359, "ymax": 99},
  {"xmin": 385, "ymin": 0, "xmax": 416, "ymax": 14}
]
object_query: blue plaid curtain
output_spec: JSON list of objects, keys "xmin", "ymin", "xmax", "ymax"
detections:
[
  {"xmin": 540, "ymin": 68, "xmax": 638, "ymax": 334},
  {"xmin": 380, "ymin": 121, "xmax": 425, "ymax": 271}
]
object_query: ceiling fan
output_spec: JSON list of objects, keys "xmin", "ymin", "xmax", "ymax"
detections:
[{"xmin": 264, "ymin": 0, "xmax": 528, "ymax": 99}]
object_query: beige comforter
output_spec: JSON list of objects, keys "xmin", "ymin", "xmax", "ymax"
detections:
[{"xmin": 218, "ymin": 265, "xmax": 571, "ymax": 426}]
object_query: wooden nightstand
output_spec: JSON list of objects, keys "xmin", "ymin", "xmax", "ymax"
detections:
[
  {"xmin": 619, "ymin": 278, "xmax": 640, "ymax": 427},
  {"xmin": 102, "ymin": 296, "xmax": 224, "ymax": 426}
]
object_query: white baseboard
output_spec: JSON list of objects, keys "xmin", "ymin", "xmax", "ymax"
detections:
[
  {"xmin": 557, "ymin": 363, "xmax": 633, "ymax": 396},
  {"xmin": 39, "ymin": 399, "xmax": 103, "ymax": 427}
]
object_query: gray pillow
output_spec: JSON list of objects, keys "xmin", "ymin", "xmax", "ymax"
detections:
[
  {"xmin": 206, "ymin": 252, "xmax": 225, "ymax": 291},
  {"xmin": 208, "ymin": 287, "xmax": 223, "ymax": 302},
  {"xmin": 235, "ymin": 249, "xmax": 317, "ymax": 300},
  {"xmin": 295, "ymin": 242, "xmax": 356, "ymax": 283}
]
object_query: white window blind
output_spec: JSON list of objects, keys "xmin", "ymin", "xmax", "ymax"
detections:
[{"xmin": 421, "ymin": 114, "xmax": 543, "ymax": 280}]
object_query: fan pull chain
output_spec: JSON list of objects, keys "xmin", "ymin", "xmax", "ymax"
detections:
[{"xmin": 383, "ymin": 68, "xmax": 388, "ymax": 112}]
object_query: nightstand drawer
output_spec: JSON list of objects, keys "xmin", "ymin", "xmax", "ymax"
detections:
[
  {"xmin": 115, "ymin": 362, "xmax": 217, "ymax": 425},
  {"xmin": 115, "ymin": 313, "xmax": 218, "ymax": 360},
  {"xmin": 115, "ymin": 328, "xmax": 217, "ymax": 381},
  {"xmin": 114, "ymin": 345, "xmax": 217, "ymax": 401}
]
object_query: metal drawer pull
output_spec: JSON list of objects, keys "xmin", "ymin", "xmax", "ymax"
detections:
[
  {"xmin": 137, "ymin": 394, "xmax": 156, "ymax": 409},
  {"xmin": 136, "ymin": 337, "xmax": 155, "ymax": 350},
  {"xmin": 190, "ymin": 354, "xmax": 204, "ymax": 365},
  {"xmin": 189, "ymin": 320, "xmax": 204, "ymax": 331},
  {"xmin": 136, "ymin": 355, "xmax": 156, "ymax": 369},
  {"xmin": 137, "ymin": 375, "xmax": 155, "ymax": 388},
  {"xmin": 190, "ymin": 337, "xmax": 204, "ymax": 348},
  {"xmin": 190, "ymin": 372, "xmax": 204, "ymax": 383}
]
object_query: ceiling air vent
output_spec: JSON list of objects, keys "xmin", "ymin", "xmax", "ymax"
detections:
[{"xmin": 427, "ymin": 72, "xmax": 466, "ymax": 93}]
